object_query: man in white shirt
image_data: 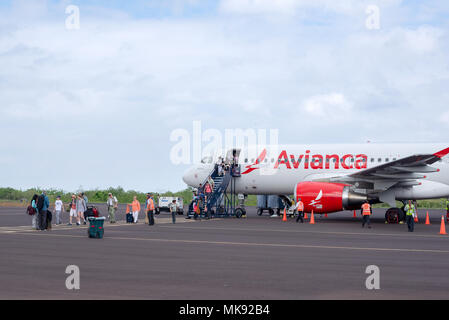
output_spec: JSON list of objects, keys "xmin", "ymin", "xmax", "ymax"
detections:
[
  {"xmin": 107, "ymin": 193, "xmax": 118, "ymax": 223},
  {"xmin": 54, "ymin": 196, "xmax": 65, "ymax": 225}
]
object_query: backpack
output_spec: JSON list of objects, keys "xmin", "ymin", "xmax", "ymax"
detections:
[
  {"xmin": 26, "ymin": 205, "xmax": 36, "ymax": 216},
  {"xmin": 37, "ymin": 195, "xmax": 45, "ymax": 211}
]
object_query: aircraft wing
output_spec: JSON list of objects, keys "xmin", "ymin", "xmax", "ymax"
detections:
[{"xmin": 309, "ymin": 147, "xmax": 449, "ymax": 205}]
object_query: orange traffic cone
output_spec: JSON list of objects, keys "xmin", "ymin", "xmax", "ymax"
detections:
[
  {"xmin": 310, "ymin": 210, "xmax": 315, "ymax": 224},
  {"xmin": 440, "ymin": 216, "xmax": 447, "ymax": 235},
  {"xmin": 425, "ymin": 211, "xmax": 431, "ymax": 225},
  {"xmin": 414, "ymin": 212, "xmax": 418, "ymax": 223},
  {"xmin": 353, "ymin": 210, "xmax": 356, "ymax": 218},
  {"xmin": 304, "ymin": 211, "xmax": 308, "ymax": 219},
  {"xmin": 282, "ymin": 208, "xmax": 287, "ymax": 222}
]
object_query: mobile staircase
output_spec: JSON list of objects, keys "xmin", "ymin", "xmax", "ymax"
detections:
[{"xmin": 188, "ymin": 164, "xmax": 245, "ymax": 219}]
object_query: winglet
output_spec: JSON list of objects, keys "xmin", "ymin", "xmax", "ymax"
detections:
[{"xmin": 434, "ymin": 147, "xmax": 449, "ymax": 158}]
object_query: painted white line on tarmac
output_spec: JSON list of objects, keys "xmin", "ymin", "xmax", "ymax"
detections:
[
  {"xmin": 4, "ymin": 231, "xmax": 449, "ymax": 254},
  {"xmin": 158, "ymin": 224, "xmax": 449, "ymax": 239},
  {"xmin": 0, "ymin": 218, "xmax": 194, "ymax": 234}
]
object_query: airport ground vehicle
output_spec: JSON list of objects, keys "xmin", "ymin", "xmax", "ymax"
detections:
[
  {"xmin": 155, "ymin": 196, "xmax": 184, "ymax": 215},
  {"xmin": 183, "ymin": 144, "xmax": 449, "ymax": 223}
]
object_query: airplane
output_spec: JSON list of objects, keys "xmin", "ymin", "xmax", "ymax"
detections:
[{"xmin": 182, "ymin": 143, "xmax": 449, "ymax": 222}]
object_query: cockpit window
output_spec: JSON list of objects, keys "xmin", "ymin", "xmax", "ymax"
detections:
[{"xmin": 201, "ymin": 156, "xmax": 213, "ymax": 164}]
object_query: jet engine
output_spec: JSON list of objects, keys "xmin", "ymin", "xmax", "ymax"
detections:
[{"xmin": 294, "ymin": 181, "xmax": 368, "ymax": 213}]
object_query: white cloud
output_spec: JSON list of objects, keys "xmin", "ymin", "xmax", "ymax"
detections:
[
  {"xmin": 219, "ymin": 0, "xmax": 403, "ymax": 15},
  {"xmin": 0, "ymin": 0, "xmax": 448, "ymax": 192},
  {"xmin": 441, "ymin": 111, "xmax": 449, "ymax": 125},
  {"xmin": 301, "ymin": 93, "xmax": 353, "ymax": 121}
]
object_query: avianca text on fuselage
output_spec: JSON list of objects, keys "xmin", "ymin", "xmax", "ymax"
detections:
[{"xmin": 242, "ymin": 149, "xmax": 368, "ymax": 174}]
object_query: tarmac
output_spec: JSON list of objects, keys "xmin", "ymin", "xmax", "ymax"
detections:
[{"xmin": 0, "ymin": 204, "xmax": 448, "ymax": 300}]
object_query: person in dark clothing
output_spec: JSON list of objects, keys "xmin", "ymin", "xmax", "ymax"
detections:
[
  {"xmin": 295, "ymin": 198, "xmax": 304, "ymax": 223},
  {"xmin": 37, "ymin": 191, "xmax": 50, "ymax": 231}
]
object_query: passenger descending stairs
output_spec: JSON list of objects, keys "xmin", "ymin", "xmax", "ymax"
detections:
[
  {"xmin": 205, "ymin": 170, "xmax": 232, "ymax": 213},
  {"xmin": 192, "ymin": 166, "xmax": 233, "ymax": 216}
]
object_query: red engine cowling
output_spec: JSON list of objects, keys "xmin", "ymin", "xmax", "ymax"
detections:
[{"xmin": 294, "ymin": 181, "xmax": 367, "ymax": 213}]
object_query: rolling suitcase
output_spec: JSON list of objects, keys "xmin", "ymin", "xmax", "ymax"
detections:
[{"xmin": 88, "ymin": 217, "xmax": 105, "ymax": 239}]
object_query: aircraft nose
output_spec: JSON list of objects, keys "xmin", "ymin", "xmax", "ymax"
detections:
[{"xmin": 182, "ymin": 167, "xmax": 197, "ymax": 187}]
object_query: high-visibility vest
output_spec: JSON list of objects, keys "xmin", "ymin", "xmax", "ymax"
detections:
[
  {"xmin": 147, "ymin": 198, "xmax": 155, "ymax": 211},
  {"xmin": 297, "ymin": 201, "xmax": 304, "ymax": 211},
  {"xmin": 362, "ymin": 203, "xmax": 371, "ymax": 216},
  {"xmin": 405, "ymin": 204, "xmax": 415, "ymax": 216}
]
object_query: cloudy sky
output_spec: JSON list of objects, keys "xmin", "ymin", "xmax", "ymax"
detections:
[{"xmin": 0, "ymin": 0, "xmax": 448, "ymax": 193}]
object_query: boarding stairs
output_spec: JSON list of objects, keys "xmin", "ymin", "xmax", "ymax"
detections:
[{"xmin": 189, "ymin": 164, "xmax": 241, "ymax": 218}]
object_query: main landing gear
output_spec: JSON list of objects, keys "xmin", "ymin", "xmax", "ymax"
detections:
[{"xmin": 385, "ymin": 207, "xmax": 405, "ymax": 224}]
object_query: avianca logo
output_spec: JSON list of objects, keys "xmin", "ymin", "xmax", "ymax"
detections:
[
  {"xmin": 241, "ymin": 149, "xmax": 267, "ymax": 175},
  {"xmin": 309, "ymin": 190, "xmax": 323, "ymax": 206},
  {"xmin": 241, "ymin": 149, "xmax": 368, "ymax": 174}
]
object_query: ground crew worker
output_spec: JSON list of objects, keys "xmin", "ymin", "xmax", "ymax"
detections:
[
  {"xmin": 295, "ymin": 198, "xmax": 304, "ymax": 223},
  {"xmin": 146, "ymin": 193, "xmax": 155, "ymax": 226},
  {"xmin": 404, "ymin": 200, "xmax": 416, "ymax": 232},
  {"xmin": 169, "ymin": 199, "xmax": 177, "ymax": 224},
  {"xmin": 361, "ymin": 200, "xmax": 372, "ymax": 229}
]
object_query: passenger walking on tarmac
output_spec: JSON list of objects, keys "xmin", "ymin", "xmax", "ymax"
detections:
[
  {"xmin": 68, "ymin": 194, "xmax": 77, "ymax": 226},
  {"xmin": 146, "ymin": 193, "xmax": 155, "ymax": 226},
  {"xmin": 404, "ymin": 200, "xmax": 416, "ymax": 232},
  {"xmin": 82, "ymin": 192, "xmax": 89, "ymax": 206},
  {"xmin": 76, "ymin": 194, "xmax": 87, "ymax": 226},
  {"xmin": 361, "ymin": 200, "xmax": 372, "ymax": 229},
  {"xmin": 129, "ymin": 196, "xmax": 141, "ymax": 224},
  {"xmin": 169, "ymin": 199, "xmax": 177, "ymax": 224},
  {"xmin": 295, "ymin": 198, "xmax": 304, "ymax": 223},
  {"xmin": 30, "ymin": 194, "xmax": 38, "ymax": 229},
  {"xmin": 107, "ymin": 193, "xmax": 118, "ymax": 224},
  {"xmin": 54, "ymin": 196, "xmax": 65, "ymax": 225},
  {"xmin": 81, "ymin": 192, "xmax": 89, "ymax": 223},
  {"xmin": 37, "ymin": 191, "xmax": 49, "ymax": 231}
]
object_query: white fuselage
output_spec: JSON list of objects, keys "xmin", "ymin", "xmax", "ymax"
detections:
[{"xmin": 183, "ymin": 143, "xmax": 449, "ymax": 200}]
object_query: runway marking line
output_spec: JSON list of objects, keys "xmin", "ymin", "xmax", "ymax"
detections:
[
  {"xmin": 157, "ymin": 224, "xmax": 449, "ymax": 239},
  {"xmin": 0, "ymin": 218, "xmax": 194, "ymax": 234},
  {"xmin": 3, "ymin": 230, "xmax": 449, "ymax": 254}
]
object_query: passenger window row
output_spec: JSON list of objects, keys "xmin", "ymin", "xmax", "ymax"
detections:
[{"xmin": 242, "ymin": 156, "xmax": 399, "ymax": 164}]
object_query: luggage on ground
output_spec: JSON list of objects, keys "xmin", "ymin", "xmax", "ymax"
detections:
[
  {"xmin": 84, "ymin": 206, "xmax": 99, "ymax": 219},
  {"xmin": 88, "ymin": 217, "xmax": 105, "ymax": 239}
]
